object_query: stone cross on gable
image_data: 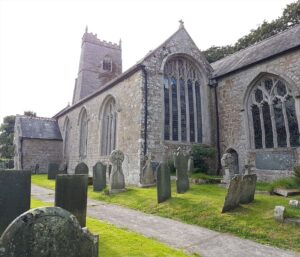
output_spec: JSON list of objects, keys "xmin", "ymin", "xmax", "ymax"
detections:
[{"xmin": 179, "ymin": 19, "xmax": 184, "ymax": 29}]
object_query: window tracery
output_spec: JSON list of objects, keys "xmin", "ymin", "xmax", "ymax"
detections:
[
  {"xmin": 163, "ymin": 57, "xmax": 202, "ymax": 142},
  {"xmin": 248, "ymin": 75, "xmax": 300, "ymax": 149}
]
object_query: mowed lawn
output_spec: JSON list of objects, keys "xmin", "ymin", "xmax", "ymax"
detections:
[
  {"xmin": 32, "ymin": 174, "xmax": 300, "ymax": 252},
  {"xmin": 31, "ymin": 198, "xmax": 200, "ymax": 257}
]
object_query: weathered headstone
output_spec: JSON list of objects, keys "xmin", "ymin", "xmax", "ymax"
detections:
[
  {"xmin": 274, "ymin": 206, "xmax": 286, "ymax": 222},
  {"xmin": 140, "ymin": 153, "xmax": 156, "ymax": 187},
  {"xmin": 239, "ymin": 174, "xmax": 257, "ymax": 204},
  {"xmin": 174, "ymin": 147, "xmax": 189, "ymax": 193},
  {"xmin": 221, "ymin": 152, "xmax": 235, "ymax": 184},
  {"xmin": 75, "ymin": 162, "xmax": 89, "ymax": 174},
  {"xmin": 289, "ymin": 199, "xmax": 300, "ymax": 208},
  {"xmin": 48, "ymin": 163, "xmax": 60, "ymax": 180},
  {"xmin": 187, "ymin": 154, "xmax": 195, "ymax": 175},
  {"xmin": 156, "ymin": 162, "xmax": 171, "ymax": 203},
  {"xmin": 55, "ymin": 174, "xmax": 88, "ymax": 227},
  {"xmin": 0, "ymin": 170, "xmax": 31, "ymax": 234},
  {"xmin": 0, "ymin": 207, "xmax": 98, "ymax": 257},
  {"xmin": 221, "ymin": 175, "xmax": 243, "ymax": 213},
  {"xmin": 109, "ymin": 150, "xmax": 126, "ymax": 193},
  {"xmin": 93, "ymin": 162, "xmax": 106, "ymax": 191}
]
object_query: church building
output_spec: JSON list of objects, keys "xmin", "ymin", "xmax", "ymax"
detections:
[{"xmin": 14, "ymin": 22, "xmax": 300, "ymax": 184}]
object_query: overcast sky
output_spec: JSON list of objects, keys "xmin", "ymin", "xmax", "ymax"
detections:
[{"xmin": 0, "ymin": 0, "xmax": 295, "ymax": 123}]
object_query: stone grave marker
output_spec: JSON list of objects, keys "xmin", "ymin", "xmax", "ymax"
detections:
[
  {"xmin": 109, "ymin": 150, "xmax": 126, "ymax": 193},
  {"xmin": 239, "ymin": 174, "xmax": 257, "ymax": 204},
  {"xmin": 174, "ymin": 147, "xmax": 189, "ymax": 193},
  {"xmin": 93, "ymin": 162, "xmax": 106, "ymax": 191},
  {"xmin": 0, "ymin": 207, "xmax": 98, "ymax": 257},
  {"xmin": 289, "ymin": 199, "xmax": 300, "ymax": 208},
  {"xmin": 274, "ymin": 206, "xmax": 286, "ymax": 222},
  {"xmin": 0, "ymin": 170, "xmax": 31, "ymax": 234},
  {"xmin": 55, "ymin": 174, "xmax": 88, "ymax": 227},
  {"xmin": 187, "ymin": 153, "xmax": 195, "ymax": 175},
  {"xmin": 75, "ymin": 162, "xmax": 89, "ymax": 174},
  {"xmin": 221, "ymin": 152, "xmax": 235, "ymax": 184},
  {"xmin": 221, "ymin": 175, "xmax": 243, "ymax": 213},
  {"xmin": 156, "ymin": 162, "xmax": 171, "ymax": 203},
  {"xmin": 48, "ymin": 162, "xmax": 60, "ymax": 180},
  {"xmin": 140, "ymin": 153, "xmax": 155, "ymax": 187}
]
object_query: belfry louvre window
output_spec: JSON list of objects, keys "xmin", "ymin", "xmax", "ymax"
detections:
[
  {"xmin": 248, "ymin": 76, "xmax": 300, "ymax": 149},
  {"xmin": 164, "ymin": 57, "xmax": 202, "ymax": 142},
  {"xmin": 103, "ymin": 56, "xmax": 112, "ymax": 71}
]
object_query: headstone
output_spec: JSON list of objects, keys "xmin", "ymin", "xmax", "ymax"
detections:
[
  {"xmin": 174, "ymin": 147, "xmax": 189, "ymax": 193},
  {"xmin": 93, "ymin": 162, "xmax": 106, "ymax": 191},
  {"xmin": 289, "ymin": 199, "xmax": 300, "ymax": 208},
  {"xmin": 48, "ymin": 163, "xmax": 60, "ymax": 180},
  {"xmin": 187, "ymin": 154, "xmax": 195, "ymax": 175},
  {"xmin": 0, "ymin": 170, "xmax": 31, "ymax": 234},
  {"xmin": 239, "ymin": 174, "xmax": 257, "ymax": 204},
  {"xmin": 75, "ymin": 162, "xmax": 89, "ymax": 174},
  {"xmin": 221, "ymin": 175, "xmax": 243, "ymax": 213},
  {"xmin": 109, "ymin": 150, "xmax": 126, "ymax": 193},
  {"xmin": 274, "ymin": 206, "xmax": 286, "ymax": 222},
  {"xmin": 221, "ymin": 153, "xmax": 235, "ymax": 184},
  {"xmin": 140, "ymin": 153, "xmax": 155, "ymax": 187},
  {"xmin": 0, "ymin": 207, "xmax": 98, "ymax": 257},
  {"xmin": 55, "ymin": 174, "xmax": 88, "ymax": 227},
  {"xmin": 156, "ymin": 162, "xmax": 171, "ymax": 203}
]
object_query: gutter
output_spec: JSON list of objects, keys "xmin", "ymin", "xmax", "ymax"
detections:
[
  {"xmin": 209, "ymin": 78, "xmax": 222, "ymax": 175},
  {"xmin": 141, "ymin": 65, "xmax": 148, "ymax": 156}
]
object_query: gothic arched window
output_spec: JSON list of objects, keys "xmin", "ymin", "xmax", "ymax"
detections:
[
  {"xmin": 63, "ymin": 117, "xmax": 70, "ymax": 160},
  {"xmin": 100, "ymin": 98, "xmax": 117, "ymax": 155},
  {"xmin": 79, "ymin": 108, "xmax": 88, "ymax": 157},
  {"xmin": 163, "ymin": 57, "xmax": 202, "ymax": 143},
  {"xmin": 103, "ymin": 56, "xmax": 112, "ymax": 71},
  {"xmin": 248, "ymin": 75, "xmax": 300, "ymax": 149}
]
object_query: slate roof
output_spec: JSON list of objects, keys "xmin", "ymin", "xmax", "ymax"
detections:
[
  {"xmin": 211, "ymin": 24, "xmax": 300, "ymax": 78},
  {"xmin": 17, "ymin": 116, "xmax": 62, "ymax": 140}
]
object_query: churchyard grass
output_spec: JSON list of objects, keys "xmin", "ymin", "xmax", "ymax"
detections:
[
  {"xmin": 30, "ymin": 198, "xmax": 200, "ymax": 257},
  {"xmin": 32, "ymin": 175, "xmax": 300, "ymax": 252}
]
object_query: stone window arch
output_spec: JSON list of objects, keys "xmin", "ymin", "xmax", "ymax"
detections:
[
  {"xmin": 100, "ymin": 97, "xmax": 117, "ymax": 156},
  {"xmin": 78, "ymin": 108, "xmax": 88, "ymax": 157},
  {"xmin": 103, "ymin": 55, "xmax": 112, "ymax": 71},
  {"xmin": 247, "ymin": 74, "xmax": 300, "ymax": 149},
  {"xmin": 163, "ymin": 56, "xmax": 202, "ymax": 142},
  {"xmin": 63, "ymin": 116, "xmax": 70, "ymax": 160}
]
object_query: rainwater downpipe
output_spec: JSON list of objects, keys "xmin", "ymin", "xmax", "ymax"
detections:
[
  {"xmin": 210, "ymin": 78, "xmax": 222, "ymax": 175},
  {"xmin": 141, "ymin": 65, "xmax": 148, "ymax": 156}
]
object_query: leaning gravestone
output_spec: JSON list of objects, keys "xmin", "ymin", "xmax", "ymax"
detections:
[
  {"xmin": 239, "ymin": 174, "xmax": 257, "ymax": 204},
  {"xmin": 140, "ymin": 153, "xmax": 156, "ymax": 187},
  {"xmin": 48, "ymin": 163, "xmax": 60, "ymax": 180},
  {"xmin": 0, "ymin": 170, "xmax": 31, "ymax": 234},
  {"xmin": 0, "ymin": 207, "xmax": 98, "ymax": 257},
  {"xmin": 187, "ymin": 154, "xmax": 195, "ymax": 175},
  {"xmin": 55, "ymin": 174, "xmax": 88, "ymax": 227},
  {"xmin": 221, "ymin": 175, "xmax": 243, "ymax": 213},
  {"xmin": 174, "ymin": 147, "xmax": 189, "ymax": 193},
  {"xmin": 93, "ymin": 162, "xmax": 106, "ymax": 191},
  {"xmin": 75, "ymin": 162, "xmax": 89, "ymax": 174},
  {"xmin": 109, "ymin": 150, "xmax": 126, "ymax": 193},
  {"xmin": 156, "ymin": 162, "xmax": 171, "ymax": 203}
]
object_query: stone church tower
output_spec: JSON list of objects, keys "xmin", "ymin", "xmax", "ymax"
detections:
[{"xmin": 72, "ymin": 27, "xmax": 122, "ymax": 104}]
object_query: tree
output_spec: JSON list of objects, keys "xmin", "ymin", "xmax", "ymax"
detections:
[
  {"xmin": 0, "ymin": 115, "xmax": 16, "ymax": 158},
  {"xmin": 203, "ymin": 1, "xmax": 300, "ymax": 63},
  {"xmin": 23, "ymin": 111, "xmax": 36, "ymax": 117}
]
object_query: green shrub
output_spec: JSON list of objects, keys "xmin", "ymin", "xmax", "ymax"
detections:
[
  {"xmin": 293, "ymin": 165, "xmax": 300, "ymax": 183},
  {"xmin": 191, "ymin": 145, "xmax": 216, "ymax": 173}
]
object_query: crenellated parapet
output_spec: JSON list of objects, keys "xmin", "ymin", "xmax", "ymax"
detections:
[{"xmin": 82, "ymin": 31, "xmax": 121, "ymax": 50}]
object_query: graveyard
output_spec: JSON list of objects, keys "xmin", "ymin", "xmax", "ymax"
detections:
[{"xmin": 31, "ymin": 173, "xmax": 300, "ymax": 253}]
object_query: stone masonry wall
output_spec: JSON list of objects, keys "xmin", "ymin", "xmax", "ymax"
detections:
[
  {"xmin": 140, "ymin": 27, "xmax": 216, "ymax": 166},
  {"xmin": 58, "ymin": 71, "xmax": 143, "ymax": 185},
  {"xmin": 22, "ymin": 139, "xmax": 63, "ymax": 173},
  {"xmin": 217, "ymin": 48, "xmax": 300, "ymax": 181}
]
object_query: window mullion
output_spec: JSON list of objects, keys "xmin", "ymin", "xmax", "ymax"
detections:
[
  {"xmin": 282, "ymin": 100, "xmax": 291, "ymax": 147},
  {"xmin": 176, "ymin": 61, "xmax": 181, "ymax": 142},
  {"xmin": 269, "ymin": 102, "xmax": 278, "ymax": 148},
  {"xmin": 192, "ymin": 81, "xmax": 198, "ymax": 143},
  {"xmin": 184, "ymin": 62, "xmax": 190, "ymax": 143},
  {"xmin": 169, "ymin": 76, "xmax": 173, "ymax": 140},
  {"xmin": 259, "ymin": 105, "xmax": 266, "ymax": 148}
]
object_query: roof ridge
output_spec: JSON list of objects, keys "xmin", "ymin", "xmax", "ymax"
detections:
[
  {"xmin": 18, "ymin": 115, "xmax": 56, "ymax": 121},
  {"xmin": 212, "ymin": 24, "xmax": 300, "ymax": 65}
]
